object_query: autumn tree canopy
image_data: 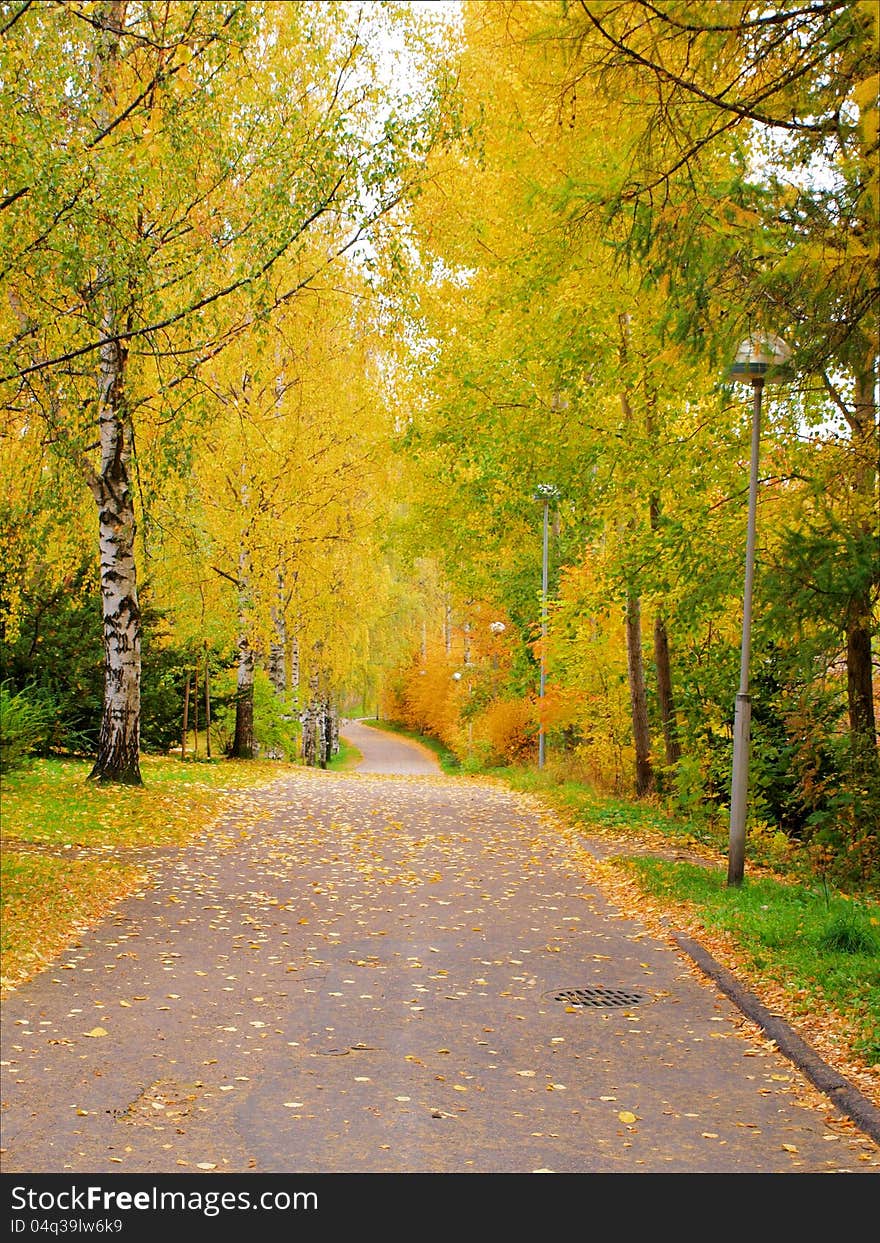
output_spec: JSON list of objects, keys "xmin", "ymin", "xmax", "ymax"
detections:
[{"xmin": 1, "ymin": 0, "xmax": 876, "ymax": 880}]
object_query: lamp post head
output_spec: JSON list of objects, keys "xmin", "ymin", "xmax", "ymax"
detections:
[
  {"xmin": 533, "ymin": 482, "xmax": 560, "ymax": 503},
  {"xmin": 728, "ymin": 332, "xmax": 793, "ymax": 386},
  {"xmin": 489, "ymin": 621, "xmax": 506, "ymax": 635}
]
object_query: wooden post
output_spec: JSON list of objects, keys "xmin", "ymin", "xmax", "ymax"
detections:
[{"xmin": 181, "ymin": 671, "xmax": 191, "ymax": 760}]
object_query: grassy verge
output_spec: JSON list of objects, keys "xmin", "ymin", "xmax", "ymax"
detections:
[
  {"xmin": 328, "ymin": 739, "xmax": 363, "ymax": 771},
  {"xmin": 626, "ymin": 857, "xmax": 879, "ymax": 1065},
  {"xmin": 492, "ymin": 762, "xmax": 880, "ymax": 1081},
  {"xmin": 0, "ymin": 754, "xmax": 292, "ymax": 994}
]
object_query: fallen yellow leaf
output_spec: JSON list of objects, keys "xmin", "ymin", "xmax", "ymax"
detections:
[
  {"xmin": 84, "ymin": 1027, "xmax": 108, "ymax": 1038},
  {"xmin": 618, "ymin": 1111, "xmax": 638, "ymax": 1124}
]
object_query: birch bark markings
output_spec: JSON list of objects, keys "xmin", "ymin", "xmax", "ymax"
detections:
[{"xmin": 88, "ymin": 1, "xmax": 143, "ymax": 785}]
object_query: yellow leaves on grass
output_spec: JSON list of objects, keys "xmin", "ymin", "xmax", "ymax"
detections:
[{"xmin": 1, "ymin": 853, "xmax": 142, "ymax": 998}]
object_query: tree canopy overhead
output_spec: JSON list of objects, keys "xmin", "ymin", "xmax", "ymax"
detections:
[{"xmin": 1, "ymin": 0, "xmax": 876, "ymax": 881}]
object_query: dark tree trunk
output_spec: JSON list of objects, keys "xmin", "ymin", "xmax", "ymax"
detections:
[
  {"xmin": 844, "ymin": 367, "xmax": 878, "ymax": 758},
  {"xmin": 204, "ymin": 649, "xmax": 212, "ymax": 760},
  {"xmin": 648, "ymin": 495, "xmax": 681, "ymax": 769},
  {"xmin": 626, "ymin": 591, "xmax": 654, "ymax": 796},
  {"xmin": 192, "ymin": 659, "xmax": 199, "ymax": 758},
  {"xmin": 181, "ymin": 670, "xmax": 190, "ymax": 760},
  {"xmin": 653, "ymin": 613, "xmax": 681, "ymax": 768},
  {"xmin": 847, "ymin": 594, "xmax": 877, "ymax": 746}
]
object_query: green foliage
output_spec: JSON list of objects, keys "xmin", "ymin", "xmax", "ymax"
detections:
[
  {"xmin": 212, "ymin": 669, "xmax": 300, "ymax": 762},
  {"xmin": 0, "ymin": 559, "xmax": 222, "ymax": 758},
  {"xmin": 0, "ymin": 683, "xmax": 52, "ymax": 772}
]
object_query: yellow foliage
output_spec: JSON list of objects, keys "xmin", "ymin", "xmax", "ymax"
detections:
[{"xmin": 477, "ymin": 697, "xmax": 535, "ymax": 765}]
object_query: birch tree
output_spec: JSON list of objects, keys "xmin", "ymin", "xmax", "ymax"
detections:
[{"xmin": 1, "ymin": 0, "xmax": 452, "ymax": 782}]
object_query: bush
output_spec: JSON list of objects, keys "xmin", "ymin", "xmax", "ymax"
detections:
[
  {"xmin": 0, "ymin": 682, "xmax": 52, "ymax": 772},
  {"xmin": 817, "ymin": 906, "xmax": 880, "ymax": 956},
  {"xmin": 479, "ymin": 697, "xmax": 535, "ymax": 765}
]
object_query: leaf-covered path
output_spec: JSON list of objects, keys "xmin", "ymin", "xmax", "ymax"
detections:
[{"xmin": 2, "ymin": 749, "xmax": 878, "ymax": 1173}]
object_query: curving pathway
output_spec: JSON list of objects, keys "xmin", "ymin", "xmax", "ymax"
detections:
[{"xmin": 339, "ymin": 719, "xmax": 441, "ymax": 775}]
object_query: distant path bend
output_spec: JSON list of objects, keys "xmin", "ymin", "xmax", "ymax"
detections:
[{"xmin": 340, "ymin": 719, "xmax": 441, "ymax": 775}]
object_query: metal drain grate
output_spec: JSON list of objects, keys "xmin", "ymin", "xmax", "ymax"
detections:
[{"xmin": 546, "ymin": 986, "xmax": 646, "ymax": 1008}]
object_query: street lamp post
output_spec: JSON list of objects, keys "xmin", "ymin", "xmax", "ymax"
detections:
[
  {"xmin": 533, "ymin": 483, "xmax": 559, "ymax": 769},
  {"xmin": 726, "ymin": 333, "xmax": 792, "ymax": 887}
]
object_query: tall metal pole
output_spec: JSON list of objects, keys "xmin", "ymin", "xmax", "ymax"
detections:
[
  {"xmin": 538, "ymin": 497, "xmax": 549, "ymax": 769},
  {"xmin": 727, "ymin": 377, "xmax": 763, "ymax": 887}
]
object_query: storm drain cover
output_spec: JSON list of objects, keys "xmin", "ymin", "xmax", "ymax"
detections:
[{"xmin": 545, "ymin": 986, "xmax": 646, "ymax": 1008}]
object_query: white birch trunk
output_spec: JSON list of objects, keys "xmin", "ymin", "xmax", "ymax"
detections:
[
  {"xmin": 88, "ymin": 1, "xmax": 142, "ymax": 785},
  {"xmin": 232, "ymin": 542, "xmax": 255, "ymax": 758}
]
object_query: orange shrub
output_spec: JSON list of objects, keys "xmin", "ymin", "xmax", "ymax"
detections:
[{"xmin": 477, "ymin": 697, "xmax": 536, "ymax": 765}]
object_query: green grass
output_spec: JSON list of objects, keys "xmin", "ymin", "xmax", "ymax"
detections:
[
  {"xmin": 622, "ymin": 857, "xmax": 880, "ymax": 1065},
  {"xmin": 0, "ymin": 754, "xmax": 291, "ymax": 848},
  {"xmin": 327, "ymin": 739, "xmax": 363, "ymax": 771}
]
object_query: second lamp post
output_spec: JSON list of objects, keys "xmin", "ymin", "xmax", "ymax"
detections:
[
  {"xmin": 726, "ymin": 332, "xmax": 792, "ymax": 887},
  {"xmin": 533, "ymin": 483, "xmax": 560, "ymax": 769}
]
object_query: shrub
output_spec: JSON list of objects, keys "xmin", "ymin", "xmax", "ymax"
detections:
[
  {"xmin": 479, "ymin": 697, "xmax": 535, "ymax": 765},
  {"xmin": 817, "ymin": 907, "xmax": 880, "ymax": 956},
  {"xmin": 0, "ymin": 682, "xmax": 52, "ymax": 772}
]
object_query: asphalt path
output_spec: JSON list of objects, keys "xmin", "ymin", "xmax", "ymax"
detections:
[
  {"xmin": 2, "ymin": 727, "xmax": 878, "ymax": 1176},
  {"xmin": 340, "ymin": 719, "xmax": 441, "ymax": 774}
]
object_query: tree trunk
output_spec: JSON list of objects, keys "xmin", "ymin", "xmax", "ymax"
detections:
[
  {"xmin": 269, "ymin": 568, "xmax": 287, "ymax": 698},
  {"xmin": 192, "ymin": 659, "xmax": 199, "ymax": 758},
  {"xmin": 231, "ymin": 632, "xmax": 255, "ymax": 759},
  {"xmin": 301, "ymin": 668, "xmax": 319, "ymax": 767},
  {"xmin": 626, "ymin": 591, "xmax": 654, "ymax": 796},
  {"xmin": 844, "ymin": 366, "xmax": 878, "ymax": 757},
  {"xmin": 290, "ymin": 631, "xmax": 300, "ymax": 705},
  {"xmin": 847, "ymin": 593, "xmax": 876, "ymax": 747},
  {"xmin": 318, "ymin": 695, "xmax": 330, "ymax": 769},
  {"xmin": 653, "ymin": 614, "xmax": 681, "ymax": 767},
  {"xmin": 88, "ymin": 332, "xmax": 143, "ymax": 785},
  {"xmin": 87, "ymin": 3, "xmax": 142, "ymax": 786},
  {"xmin": 204, "ymin": 647, "xmax": 212, "ymax": 759},
  {"xmin": 181, "ymin": 670, "xmax": 190, "ymax": 760},
  {"xmin": 231, "ymin": 522, "xmax": 255, "ymax": 758}
]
